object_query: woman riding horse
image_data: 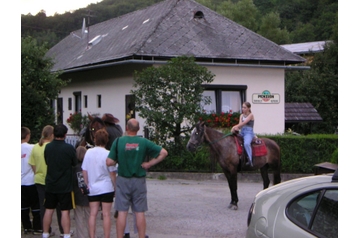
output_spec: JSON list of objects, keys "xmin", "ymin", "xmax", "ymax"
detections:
[{"xmin": 186, "ymin": 121, "xmax": 281, "ymax": 210}]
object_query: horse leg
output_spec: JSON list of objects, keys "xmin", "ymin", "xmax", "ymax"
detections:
[
  {"xmin": 272, "ymin": 168, "xmax": 281, "ymax": 185},
  {"xmin": 223, "ymin": 169, "xmax": 239, "ymax": 210},
  {"xmin": 260, "ymin": 164, "xmax": 270, "ymax": 189}
]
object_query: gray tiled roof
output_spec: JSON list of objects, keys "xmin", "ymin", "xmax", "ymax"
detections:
[
  {"xmin": 285, "ymin": 103, "xmax": 323, "ymax": 123},
  {"xmin": 46, "ymin": 0, "xmax": 305, "ymax": 72}
]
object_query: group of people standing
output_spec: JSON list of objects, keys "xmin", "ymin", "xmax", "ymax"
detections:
[
  {"xmin": 21, "ymin": 103, "xmax": 253, "ymax": 237},
  {"xmin": 21, "ymin": 118, "xmax": 168, "ymax": 238}
]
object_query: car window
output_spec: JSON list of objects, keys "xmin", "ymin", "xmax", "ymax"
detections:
[
  {"xmin": 287, "ymin": 189, "xmax": 338, "ymax": 238},
  {"xmin": 287, "ymin": 191, "xmax": 320, "ymax": 227},
  {"xmin": 311, "ymin": 190, "xmax": 338, "ymax": 238}
]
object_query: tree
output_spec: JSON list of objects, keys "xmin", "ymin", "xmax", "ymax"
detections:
[
  {"xmin": 216, "ymin": 0, "xmax": 260, "ymax": 31},
  {"xmin": 285, "ymin": 38, "xmax": 338, "ymax": 134},
  {"xmin": 258, "ymin": 12, "xmax": 291, "ymax": 44},
  {"xmin": 131, "ymin": 56, "xmax": 215, "ymax": 148},
  {"xmin": 21, "ymin": 36, "xmax": 68, "ymax": 142}
]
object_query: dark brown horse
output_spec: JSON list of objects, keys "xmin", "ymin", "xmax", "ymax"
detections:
[
  {"xmin": 186, "ymin": 121, "xmax": 281, "ymax": 210},
  {"xmin": 76, "ymin": 113, "xmax": 123, "ymax": 150}
]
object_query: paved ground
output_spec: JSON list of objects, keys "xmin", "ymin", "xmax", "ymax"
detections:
[{"xmin": 21, "ymin": 173, "xmax": 307, "ymax": 238}]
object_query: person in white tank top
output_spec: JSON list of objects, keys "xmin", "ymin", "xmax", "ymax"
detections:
[{"xmin": 231, "ymin": 102, "xmax": 255, "ymax": 167}]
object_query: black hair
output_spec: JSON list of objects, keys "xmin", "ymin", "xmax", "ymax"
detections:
[{"xmin": 54, "ymin": 124, "xmax": 68, "ymax": 138}]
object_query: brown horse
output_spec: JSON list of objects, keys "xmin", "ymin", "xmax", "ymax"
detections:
[
  {"xmin": 76, "ymin": 113, "xmax": 123, "ymax": 150},
  {"xmin": 186, "ymin": 121, "xmax": 281, "ymax": 210}
]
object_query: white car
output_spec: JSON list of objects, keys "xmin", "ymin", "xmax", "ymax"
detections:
[{"xmin": 246, "ymin": 170, "xmax": 338, "ymax": 238}]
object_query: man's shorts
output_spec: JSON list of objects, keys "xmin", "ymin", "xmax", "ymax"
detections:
[
  {"xmin": 21, "ymin": 185, "xmax": 40, "ymax": 209},
  {"xmin": 44, "ymin": 192, "xmax": 74, "ymax": 210},
  {"xmin": 88, "ymin": 192, "xmax": 114, "ymax": 203},
  {"xmin": 115, "ymin": 176, "xmax": 147, "ymax": 213}
]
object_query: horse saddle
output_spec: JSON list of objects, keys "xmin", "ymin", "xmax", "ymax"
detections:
[{"xmin": 234, "ymin": 135, "xmax": 268, "ymax": 157}]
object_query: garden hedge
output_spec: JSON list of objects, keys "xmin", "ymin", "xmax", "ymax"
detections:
[{"xmin": 151, "ymin": 134, "xmax": 338, "ymax": 174}]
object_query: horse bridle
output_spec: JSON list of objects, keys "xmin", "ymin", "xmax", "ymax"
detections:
[
  {"xmin": 198, "ymin": 123, "xmax": 232, "ymax": 144},
  {"xmin": 195, "ymin": 124, "xmax": 233, "ymax": 149},
  {"xmin": 89, "ymin": 122, "xmax": 104, "ymax": 145}
]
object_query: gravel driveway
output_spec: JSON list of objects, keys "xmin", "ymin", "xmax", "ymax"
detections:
[{"xmin": 22, "ymin": 177, "xmax": 264, "ymax": 238}]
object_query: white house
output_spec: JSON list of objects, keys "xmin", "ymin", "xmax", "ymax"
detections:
[{"xmin": 46, "ymin": 0, "xmax": 307, "ymax": 136}]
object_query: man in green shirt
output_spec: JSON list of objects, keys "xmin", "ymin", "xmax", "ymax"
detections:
[{"xmin": 106, "ymin": 119, "xmax": 168, "ymax": 238}]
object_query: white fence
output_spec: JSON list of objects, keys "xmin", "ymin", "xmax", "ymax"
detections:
[{"xmin": 65, "ymin": 134, "xmax": 80, "ymax": 147}]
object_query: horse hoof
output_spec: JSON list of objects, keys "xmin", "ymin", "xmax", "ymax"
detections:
[
  {"xmin": 228, "ymin": 203, "xmax": 238, "ymax": 210},
  {"xmin": 228, "ymin": 204, "xmax": 238, "ymax": 210}
]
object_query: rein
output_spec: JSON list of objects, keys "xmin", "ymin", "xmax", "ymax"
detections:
[{"xmin": 206, "ymin": 131, "xmax": 234, "ymax": 145}]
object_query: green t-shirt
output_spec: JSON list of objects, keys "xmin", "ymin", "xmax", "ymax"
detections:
[{"xmin": 108, "ymin": 136, "xmax": 162, "ymax": 178}]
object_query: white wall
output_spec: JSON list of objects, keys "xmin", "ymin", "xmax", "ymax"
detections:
[
  {"xmin": 58, "ymin": 64, "xmax": 285, "ymax": 136},
  {"xmin": 59, "ymin": 65, "xmax": 147, "ymax": 136},
  {"xmin": 207, "ymin": 66, "xmax": 285, "ymax": 135}
]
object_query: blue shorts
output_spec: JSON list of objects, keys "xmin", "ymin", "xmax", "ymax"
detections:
[{"xmin": 115, "ymin": 176, "xmax": 147, "ymax": 213}]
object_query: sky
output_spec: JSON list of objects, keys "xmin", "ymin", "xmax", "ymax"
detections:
[{"xmin": 21, "ymin": 0, "xmax": 103, "ymax": 16}]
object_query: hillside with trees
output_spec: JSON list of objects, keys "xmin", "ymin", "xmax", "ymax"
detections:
[{"xmin": 21, "ymin": 0, "xmax": 337, "ymax": 47}]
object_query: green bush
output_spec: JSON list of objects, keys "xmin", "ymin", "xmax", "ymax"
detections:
[
  {"xmin": 264, "ymin": 134, "xmax": 338, "ymax": 173},
  {"xmin": 150, "ymin": 133, "xmax": 338, "ymax": 174},
  {"xmin": 152, "ymin": 137, "xmax": 221, "ymax": 172},
  {"xmin": 330, "ymin": 148, "xmax": 338, "ymax": 164}
]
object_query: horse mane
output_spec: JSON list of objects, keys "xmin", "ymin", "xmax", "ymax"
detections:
[
  {"xmin": 203, "ymin": 126, "xmax": 229, "ymax": 163},
  {"xmin": 102, "ymin": 113, "xmax": 119, "ymax": 125},
  {"xmin": 204, "ymin": 126, "xmax": 225, "ymax": 142},
  {"xmin": 90, "ymin": 116, "xmax": 105, "ymax": 126}
]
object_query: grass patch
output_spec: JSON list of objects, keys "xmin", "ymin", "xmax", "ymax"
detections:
[{"xmin": 158, "ymin": 175, "xmax": 167, "ymax": 180}]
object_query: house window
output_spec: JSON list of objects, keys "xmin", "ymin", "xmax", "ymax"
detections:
[
  {"xmin": 68, "ymin": 98, "xmax": 72, "ymax": 110},
  {"xmin": 84, "ymin": 95, "xmax": 88, "ymax": 108},
  {"xmin": 57, "ymin": 98, "xmax": 63, "ymax": 124},
  {"xmin": 73, "ymin": 91, "xmax": 81, "ymax": 113},
  {"xmin": 97, "ymin": 95, "xmax": 101, "ymax": 108},
  {"xmin": 125, "ymin": 94, "xmax": 135, "ymax": 122},
  {"xmin": 201, "ymin": 85, "xmax": 247, "ymax": 114}
]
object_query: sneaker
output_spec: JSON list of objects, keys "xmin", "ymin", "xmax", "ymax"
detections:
[
  {"xmin": 40, "ymin": 232, "xmax": 55, "ymax": 237},
  {"xmin": 24, "ymin": 229, "xmax": 33, "ymax": 234},
  {"xmin": 123, "ymin": 233, "xmax": 130, "ymax": 238},
  {"xmin": 32, "ymin": 229, "xmax": 43, "ymax": 235},
  {"xmin": 60, "ymin": 230, "xmax": 74, "ymax": 237}
]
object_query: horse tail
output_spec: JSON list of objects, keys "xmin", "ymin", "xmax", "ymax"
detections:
[{"xmin": 264, "ymin": 138, "xmax": 281, "ymax": 185}]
